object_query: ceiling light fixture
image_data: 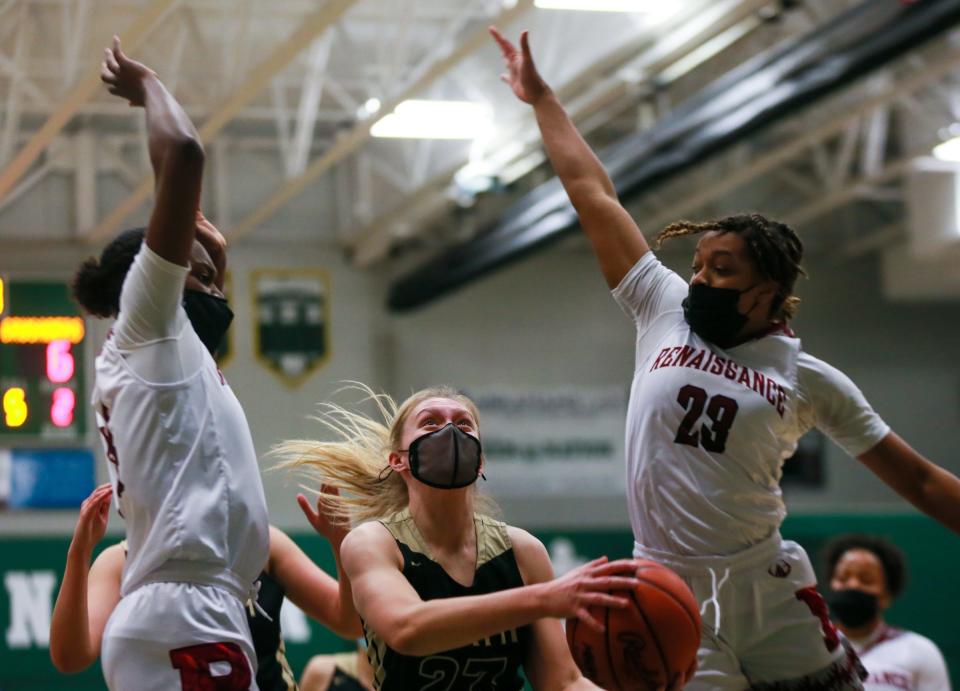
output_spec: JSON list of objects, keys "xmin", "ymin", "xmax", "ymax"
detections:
[
  {"xmin": 933, "ymin": 136, "xmax": 960, "ymax": 163},
  {"xmin": 533, "ymin": 0, "xmax": 661, "ymax": 12},
  {"xmin": 371, "ymin": 100, "xmax": 492, "ymax": 140}
]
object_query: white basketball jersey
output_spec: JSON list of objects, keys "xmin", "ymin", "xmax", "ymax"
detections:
[
  {"xmin": 92, "ymin": 245, "xmax": 269, "ymax": 598},
  {"xmin": 853, "ymin": 627, "xmax": 951, "ymax": 691},
  {"xmin": 613, "ymin": 253, "xmax": 889, "ymax": 556}
]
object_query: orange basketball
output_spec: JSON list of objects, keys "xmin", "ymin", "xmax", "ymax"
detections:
[{"xmin": 566, "ymin": 560, "xmax": 701, "ymax": 690}]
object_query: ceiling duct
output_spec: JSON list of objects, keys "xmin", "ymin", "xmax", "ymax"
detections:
[
  {"xmin": 389, "ymin": 0, "xmax": 960, "ymax": 312},
  {"xmin": 882, "ymin": 158, "xmax": 960, "ymax": 300}
]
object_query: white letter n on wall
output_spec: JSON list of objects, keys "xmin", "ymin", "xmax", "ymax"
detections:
[{"xmin": 5, "ymin": 571, "xmax": 56, "ymax": 648}]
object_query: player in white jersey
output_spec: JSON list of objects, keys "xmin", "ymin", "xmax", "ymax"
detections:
[
  {"xmin": 70, "ymin": 38, "xmax": 269, "ymax": 690},
  {"xmin": 825, "ymin": 535, "xmax": 951, "ymax": 691},
  {"xmin": 491, "ymin": 27, "xmax": 960, "ymax": 689}
]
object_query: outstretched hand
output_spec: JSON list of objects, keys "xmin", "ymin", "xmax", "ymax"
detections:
[
  {"xmin": 297, "ymin": 486, "xmax": 348, "ymax": 546},
  {"xmin": 489, "ymin": 27, "xmax": 550, "ymax": 105},
  {"xmin": 100, "ymin": 35, "xmax": 156, "ymax": 106},
  {"xmin": 539, "ymin": 556, "xmax": 640, "ymax": 633},
  {"xmin": 72, "ymin": 483, "xmax": 113, "ymax": 554}
]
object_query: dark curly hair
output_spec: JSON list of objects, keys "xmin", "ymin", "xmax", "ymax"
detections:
[
  {"xmin": 71, "ymin": 228, "xmax": 146, "ymax": 318},
  {"xmin": 823, "ymin": 533, "xmax": 908, "ymax": 599},
  {"xmin": 654, "ymin": 213, "xmax": 806, "ymax": 321}
]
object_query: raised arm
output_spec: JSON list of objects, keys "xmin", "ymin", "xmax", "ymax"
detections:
[
  {"xmin": 858, "ymin": 432, "xmax": 960, "ymax": 535},
  {"xmin": 50, "ymin": 485, "xmax": 123, "ymax": 673},
  {"xmin": 268, "ymin": 492, "xmax": 362, "ymax": 638},
  {"xmin": 490, "ymin": 27, "xmax": 649, "ymax": 289},
  {"xmin": 100, "ymin": 36, "xmax": 204, "ymax": 268},
  {"xmin": 341, "ymin": 521, "xmax": 638, "ymax": 657}
]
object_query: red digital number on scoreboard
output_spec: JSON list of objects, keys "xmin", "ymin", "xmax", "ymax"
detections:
[
  {"xmin": 50, "ymin": 387, "xmax": 76, "ymax": 428},
  {"xmin": 46, "ymin": 339, "xmax": 74, "ymax": 383}
]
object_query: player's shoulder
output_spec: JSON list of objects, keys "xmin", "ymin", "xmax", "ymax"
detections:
[
  {"xmin": 505, "ymin": 525, "xmax": 545, "ymax": 554},
  {"xmin": 894, "ymin": 629, "xmax": 946, "ymax": 655},
  {"xmin": 504, "ymin": 526, "xmax": 553, "ymax": 584},
  {"xmin": 344, "ymin": 520, "xmax": 394, "ymax": 549},
  {"xmin": 795, "ymin": 349, "xmax": 855, "ymax": 394},
  {"xmin": 341, "ymin": 521, "xmax": 404, "ymax": 574},
  {"xmin": 90, "ymin": 542, "xmax": 126, "ymax": 580}
]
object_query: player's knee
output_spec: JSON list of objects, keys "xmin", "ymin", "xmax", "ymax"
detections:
[{"xmin": 300, "ymin": 655, "xmax": 337, "ymax": 691}]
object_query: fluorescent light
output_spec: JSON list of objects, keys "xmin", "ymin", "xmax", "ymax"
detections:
[
  {"xmin": 534, "ymin": 0, "xmax": 661, "ymax": 12},
  {"xmin": 364, "ymin": 98, "xmax": 381, "ymax": 114},
  {"xmin": 371, "ymin": 100, "xmax": 491, "ymax": 140},
  {"xmin": 659, "ymin": 16, "xmax": 760, "ymax": 83},
  {"xmin": 933, "ymin": 137, "xmax": 960, "ymax": 163}
]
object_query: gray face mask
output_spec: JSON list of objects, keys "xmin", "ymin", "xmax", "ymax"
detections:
[{"xmin": 406, "ymin": 423, "xmax": 483, "ymax": 490}]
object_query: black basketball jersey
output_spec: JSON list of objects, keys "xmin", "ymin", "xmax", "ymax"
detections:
[
  {"xmin": 248, "ymin": 569, "xmax": 298, "ymax": 691},
  {"xmin": 364, "ymin": 509, "xmax": 531, "ymax": 690}
]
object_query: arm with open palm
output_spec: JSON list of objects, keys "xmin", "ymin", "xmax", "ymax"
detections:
[{"xmin": 490, "ymin": 27, "xmax": 649, "ymax": 288}]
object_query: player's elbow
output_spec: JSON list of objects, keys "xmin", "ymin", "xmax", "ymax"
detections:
[
  {"xmin": 331, "ymin": 613, "xmax": 364, "ymax": 639},
  {"xmin": 382, "ymin": 615, "xmax": 438, "ymax": 657},
  {"xmin": 382, "ymin": 621, "xmax": 421, "ymax": 656},
  {"xmin": 566, "ymin": 178, "xmax": 616, "ymax": 208},
  {"xmin": 50, "ymin": 647, "xmax": 94, "ymax": 674},
  {"xmin": 166, "ymin": 135, "xmax": 205, "ymax": 171},
  {"xmin": 343, "ymin": 617, "xmax": 365, "ymax": 639}
]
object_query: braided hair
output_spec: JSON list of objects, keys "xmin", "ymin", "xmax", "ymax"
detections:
[
  {"xmin": 654, "ymin": 214, "xmax": 806, "ymax": 321},
  {"xmin": 71, "ymin": 227, "xmax": 146, "ymax": 318}
]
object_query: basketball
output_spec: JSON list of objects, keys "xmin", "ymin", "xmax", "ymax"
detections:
[{"xmin": 566, "ymin": 560, "xmax": 701, "ymax": 690}]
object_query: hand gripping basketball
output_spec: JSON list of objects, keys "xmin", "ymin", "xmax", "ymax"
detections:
[
  {"xmin": 540, "ymin": 557, "xmax": 640, "ymax": 633},
  {"xmin": 567, "ymin": 559, "xmax": 701, "ymax": 691}
]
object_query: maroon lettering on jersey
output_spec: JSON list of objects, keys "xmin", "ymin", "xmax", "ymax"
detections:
[
  {"xmin": 702, "ymin": 352, "xmax": 715, "ymax": 372},
  {"xmin": 652, "ymin": 344, "xmax": 788, "ymax": 418},
  {"xmin": 97, "ymin": 405, "xmax": 125, "ymax": 503},
  {"xmin": 665, "ymin": 346, "xmax": 683, "ymax": 367},
  {"xmin": 675, "ymin": 345, "xmax": 696, "ymax": 367},
  {"xmin": 795, "ymin": 586, "xmax": 840, "ymax": 652},
  {"xmin": 723, "ymin": 360, "xmax": 737, "ymax": 380},
  {"xmin": 765, "ymin": 378, "xmax": 778, "ymax": 406},
  {"xmin": 650, "ymin": 347, "xmax": 672, "ymax": 371},
  {"xmin": 169, "ymin": 642, "xmax": 252, "ymax": 690},
  {"xmin": 709, "ymin": 355, "xmax": 725, "ymax": 375},
  {"xmin": 752, "ymin": 371, "xmax": 766, "ymax": 395},
  {"xmin": 686, "ymin": 349, "xmax": 706, "ymax": 369}
]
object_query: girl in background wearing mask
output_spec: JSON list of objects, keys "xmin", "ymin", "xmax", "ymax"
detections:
[
  {"xmin": 71, "ymin": 38, "xmax": 269, "ymax": 689},
  {"xmin": 491, "ymin": 26, "xmax": 960, "ymax": 690},
  {"xmin": 276, "ymin": 385, "xmax": 642, "ymax": 691},
  {"xmin": 826, "ymin": 535, "xmax": 951, "ymax": 690}
]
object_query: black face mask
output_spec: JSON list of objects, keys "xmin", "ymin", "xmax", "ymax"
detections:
[
  {"xmin": 406, "ymin": 423, "xmax": 483, "ymax": 490},
  {"xmin": 827, "ymin": 589, "xmax": 880, "ymax": 629},
  {"xmin": 183, "ymin": 289, "xmax": 234, "ymax": 356},
  {"xmin": 682, "ymin": 282, "xmax": 758, "ymax": 347}
]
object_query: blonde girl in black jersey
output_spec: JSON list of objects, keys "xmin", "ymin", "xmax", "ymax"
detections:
[{"xmin": 277, "ymin": 385, "xmax": 642, "ymax": 691}]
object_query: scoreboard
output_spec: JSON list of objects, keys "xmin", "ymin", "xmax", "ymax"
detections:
[{"xmin": 0, "ymin": 277, "xmax": 86, "ymax": 442}]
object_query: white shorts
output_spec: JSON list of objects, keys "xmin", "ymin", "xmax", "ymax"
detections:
[
  {"xmin": 101, "ymin": 582, "xmax": 259, "ymax": 691},
  {"xmin": 635, "ymin": 535, "xmax": 865, "ymax": 690}
]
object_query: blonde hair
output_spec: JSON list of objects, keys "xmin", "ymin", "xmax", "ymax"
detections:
[{"xmin": 274, "ymin": 383, "xmax": 497, "ymax": 526}]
